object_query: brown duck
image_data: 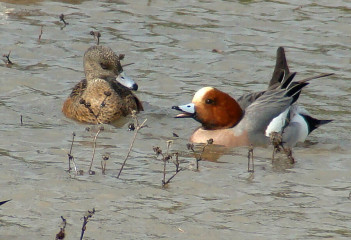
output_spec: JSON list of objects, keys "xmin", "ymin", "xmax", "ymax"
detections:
[{"xmin": 62, "ymin": 45, "xmax": 143, "ymax": 124}]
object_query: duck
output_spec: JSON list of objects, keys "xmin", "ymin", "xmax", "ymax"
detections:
[
  {"xmin": 62, "ymin": 45, "xmax": 143, "ymax": 124},
  {"xmin": 172, "ymin": 47, "xmax": 333, "ymax": 147}
]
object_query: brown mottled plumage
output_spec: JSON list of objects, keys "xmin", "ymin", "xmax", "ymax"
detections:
[{"xmin": 62, "ymin": 45, "xmax": 143, "ymax": 124}]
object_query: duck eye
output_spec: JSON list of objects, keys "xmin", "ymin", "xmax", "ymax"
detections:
[
  {"xmin": 100, "ymin": 63, "xmax": 109, "ymax": 70},
  {"xmin": 205, "ymin": 99, "xmax": 214, "ymax": 104}
]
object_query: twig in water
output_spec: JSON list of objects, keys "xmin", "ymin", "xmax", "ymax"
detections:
[
  {"xmin": 101, "ymin": 154, "xmax": 109, "ymax": 175},
  {"xmin": 162, "ymin": 156, "xmax": 170, "ymax": 185},
  {"xmin": 187, "ymin": 138, "xmax": 213, "ymax": 170},
  {"xmin": 117, "ymin": 111, "xmax": 147, "ymax": 178},
  {"xmin": 90, "ymin": 31, "xmax": 101, "ymax": 45},
  {"xmin": 118, "ymin": 54, "xmax": 136, "ymax": 72},
  {"xmin": 38, "ymin": 26, "xmax": 43, "ymax": 42},
  {"xmin": 248, "ymin": 144, "xmax": 254, "ymax": 172},
  {"xmin": 71, "ymin": 158, "xmax": 81, "ymax": 175},
  {"xmin": 59, "ymin": 14, "xmax": 69, "ymax": 29},
  {"xmin": 67, "ymin": 132, "xmax": 76, "ymax": 173},
  {"xmin": 67, "ymin": 132, "xmax": 81, "ymax": 175},
  {"xmin": 121, "ymin": 62, "xmax": 135, "ymax": 68},
  {"xmin": 270, "ymin": 132, "xmax": 295, "ymax": 163},
  {"xmin": 163, "ymin": 152, "xmax": 181, "ymax": 186},
  {"xmin": 3, "ymin": 50, "xmax": 13, "ymax": 66},
  {"xmin": 153, "ymin": 143, "xmax": 182, "ymax": 186},
  {"xmin": 153, "ymin": 146, "xmax": 164, "ymax": 184},
  {"xmin": 80, "ymin": 208, "xmax": 95, "ymax": 240},
  {"xmin": 89, "ymin": 126, "xmax": 104, "ymax": 175},
  {"xmin": 163, "ymin": 141, "xmax": 173, "ymax": 185},
  {"xmin": 55, "ymin": 216, "xmax": 66, "ymax": 240}
]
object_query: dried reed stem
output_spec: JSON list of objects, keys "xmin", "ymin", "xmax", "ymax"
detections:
[
  {"xmin": 247, "ymin": 144, "xmax": 254, "ymax": 172},
  {"xmin": 3, "ymin": 50, "xmax": 13, "ymax": 65},
  {"xmin": 101, "ymin": 154, "xmax": 109, "ymax": 175},
  {"xmin": 67, "ymin": 132, "xmax": 76, "ymax": 172},
  {"xmin": 90, "ymin": 31, "xmax": 101, "ymax": 45},
  {"xmin": 88, "ymin": 127, "xmax": 103, "ymax": 175},
  {"xmin": 38, "ymin": 26, "xmax": 43, "ymax": 42},
  {"xmin": 59, "ymin": 14, "xmax": 69, "ymax": 29},
  {"xmin": 117, "ymin": 114, "xmax": 147, "ymax": 179},
  {"xmin": 55, "ymin": 216, "xmax": 66, "ymax": 240},
  {"xmin": 153, "ymin": 141, "xmax": 182, "ymax": 186},
  {"xmin": 80, "ymin": 209, "xmax": 95, "ymax": 240},
  {"xmin": 162, "ymin": 152, "xmax": 181, "ymax": 186},
  {"xmin": 187, "ymin": 138, "xmax": 213, "ymax": 171}
]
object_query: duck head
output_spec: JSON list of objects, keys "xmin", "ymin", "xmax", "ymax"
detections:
[
  {"xmin": 83, "ymin": 45, "xmax": 138, "ymax": 90},
  {"xmin": 172, "ymin": 87, "xmax": 243, "ymax": 130}
]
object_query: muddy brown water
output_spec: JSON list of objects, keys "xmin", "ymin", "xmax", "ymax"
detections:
[{"xmin": 0, "ymin": 0, "xmax": 351, "ymax": 239}]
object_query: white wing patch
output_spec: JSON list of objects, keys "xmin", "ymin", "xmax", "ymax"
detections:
[
  {"xmin": 265, "ymin": 105, "xmax": 310, "ymax": 144},
  {"xmin": 265, "ymin": 107, "xmax": 290, "ymax": 137}
]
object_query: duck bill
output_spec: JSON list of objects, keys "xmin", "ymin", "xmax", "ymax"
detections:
[
  {"xmin": 116, "ymin": 71, "xmax": 138, "ymax": 90},
  {"xmin": 172, "ymin": 103, "xmax": 195, "ymax": 118}
]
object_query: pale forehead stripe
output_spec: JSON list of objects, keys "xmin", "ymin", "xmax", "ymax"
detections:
[{"xmin": 193, "ymin": 87, "xmax": 214, "ymax": 102}]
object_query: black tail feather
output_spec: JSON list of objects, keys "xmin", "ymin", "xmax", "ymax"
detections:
[
  {"xmin": 281, "ymin": 72, "xmax": 297, "ymax": 89},
  {"xmin": 268, "ymin": 47, "xmax": 334, "ymax": 91},
  {"xmin": 286, "ymin": 82, "xmax": 309, "ymax": 104},
  {"xmin": 300, "ymin": 114, "xmax": 333, "ymax": 133},
  {"xmin": 269, "ymin": 47, "xmax": 290, "ymax": 87},
  {"xmin": 0, "ymin": 199, "xmax": 11, "ymax": 206}
]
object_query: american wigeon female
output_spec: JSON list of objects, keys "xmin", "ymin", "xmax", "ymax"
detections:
[{"xmin": 63, "ymin": 45, "xmax": 143, "ymax": 124}]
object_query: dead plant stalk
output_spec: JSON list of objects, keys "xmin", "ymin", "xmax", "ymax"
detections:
[
  {"xmin": 89, "ymin": 127, "xmax": 103, "ymax": 174},
  {"xmin": 80, "ymin": 208, "xmax": 95, "ymax": 240},
  {"xmin": 248, "ymin": 144, "xmax": 254, "ymax": 172},
  {"xmin": 117, "ymin": 117, "xmax": 147, "ymax": 179}
]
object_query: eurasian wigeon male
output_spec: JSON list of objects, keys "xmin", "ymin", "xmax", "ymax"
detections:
[
  {"xmin": 63, "ymin": 45, "xmax": 143, "ymax": 124},
  {"xmin": 172, "ymin": 47, "xmax": 333, "ymax": 147}
]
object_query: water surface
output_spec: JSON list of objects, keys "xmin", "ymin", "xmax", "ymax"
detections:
[{"xmin": 0, "ymin": 0, "xmax": 351, "ymax": 239}]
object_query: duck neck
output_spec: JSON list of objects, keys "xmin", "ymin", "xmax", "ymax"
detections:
[{"xmin": 220, "ymin": 99, "xmax": 243, "ymax": 129}]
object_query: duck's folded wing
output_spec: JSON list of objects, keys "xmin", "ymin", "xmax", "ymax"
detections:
[
  {"xmin": 235, "ymin": 88, "xmax": 293, "ymax": 145},
  {"xmin": 236, "ymin": 70, "xmax": 294, "ymax": 110},
  {"xmin": 236, "ymin": 91, "xmax": 266, "ymax": 110}
]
